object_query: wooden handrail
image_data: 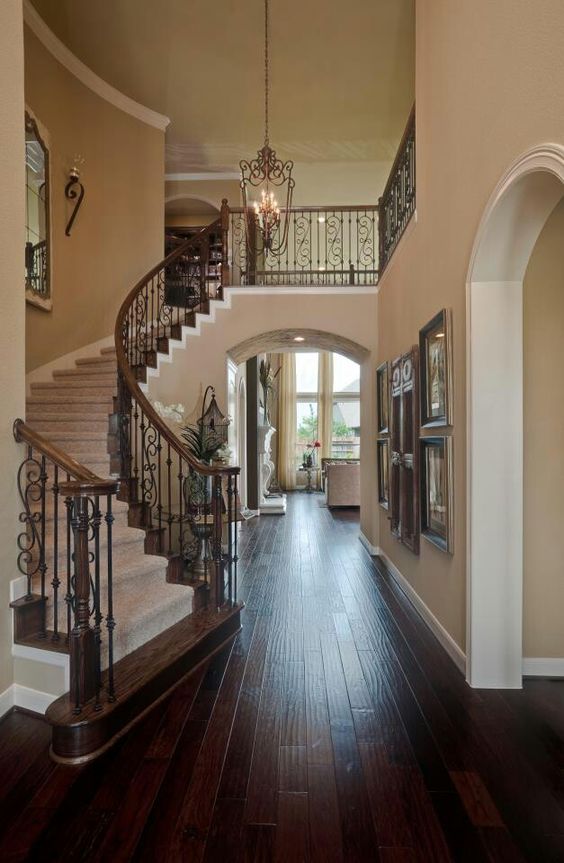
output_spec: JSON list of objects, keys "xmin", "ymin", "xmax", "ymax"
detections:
[
  {"xmin": 114, "ymin": 219, "xmax": 239, "ymax": 480},
  {"xmin": 380, "ymin": 104, "xmax": 416, "ymax": 203},
  {"xmin": 13, "ymin": 418, "xmax": 119, "ymax": 493},
  {"xmin": 227, "ymin": 204, "xmax": 379, "ymax": 214}
]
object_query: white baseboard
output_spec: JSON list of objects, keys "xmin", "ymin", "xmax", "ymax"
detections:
[
  {"xmin": 522, "ymin": 657, "xmax": 564, "ymax": 677},
  {"xmin": 0, "ymin": 685, "xmax": 14, "ymax": 718},
  {"xmin": 359, "ymin": 531, "xmax": 379, "ymax": 556},
  {"xmin": 374, "ymin": 547, "xmax": 467, "ymax": 675},
  {"xmin": 0, "ymin": 683, "xmax": 57, "ymax": 718}
]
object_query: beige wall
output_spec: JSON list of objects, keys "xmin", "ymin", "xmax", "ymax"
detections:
[
  {"xmin": 165, "ymin": 179, "xmax": 241, "ymax": 210},
  {"xmin": 291, "ymin": 161, "xmax": 390, "ymax": 206},
  {"xmin": 0, "ymin": 0, "xmax": 26, "ymax": 698},
  {"xmin": 25, "ymin": 27, "xmax": 165, "ymax": 372},
  {"xmin": 165, "ymin": 214, "xmax": 219, "ymax": 228},
  {"xmin": 146, "ymin": 291, "xmax": 378, "ymax": 543},
  {"xmin": 376, "ymin": 0, "xmax": 564, "ymax": 651},
  {"xmin": 523, "ymin": 198, "xmax": 564, "ymax": 657}
]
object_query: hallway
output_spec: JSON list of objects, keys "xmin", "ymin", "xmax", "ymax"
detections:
[{"xmin": 1, "ymin": 494, "xmax": 564, "ymax": 861}]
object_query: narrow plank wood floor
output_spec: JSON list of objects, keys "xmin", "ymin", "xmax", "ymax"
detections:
[{"xmin": 1, "ymin": 493, "xmax": 564, "ymax": 861}]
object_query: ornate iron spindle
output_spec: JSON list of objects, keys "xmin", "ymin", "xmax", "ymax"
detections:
[
  {"xmin": 65, "ymin": 488, "xmax": 72, "ymax": 639},
  {"xmin": 92, "ymin": 495, "xmax": 102, "ymax": 710},
  {"xmin": 233, "ymin": 472, "xmax": 238, "ymax": 602},
  {"xmin": 105, "ymin": 494, "xmax": 116, "ymax": 702},
  {"xmin": 51, "ymin": 465, "xmax": 60, "ymax": 641},
  {"xmin": 211, "ymin": 474, "xmax": 224, "ymax": 608},
  {"xmin": 166, "ymin": 442, "xmax": 173, "ymax": 555}
]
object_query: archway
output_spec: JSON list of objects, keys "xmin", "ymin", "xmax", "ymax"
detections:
[
  {"xmin": 227, "ymin": 327, "xmax": 371, "ymax": 518},
  {"xmin": 466, "ymin": 145, "xmax": 564, "ymax": 688}
]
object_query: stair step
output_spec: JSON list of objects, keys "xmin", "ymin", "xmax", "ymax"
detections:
[
  {"xmin": 100, "ymin": 346, "xmax": 117, "ymax": 356},
  {"xmin": 31, "ymin": 381, "xmax": 116, "ymax": 394},
  {"xmin": 26, "ymin": 395, "xmax": 113, "ymax": 416},
  {"xmin": 26, "ymin": 409, "xmax": 111, "ymax": 423},
  {"xmin": 30, "ymin": 419, "xmax": 109, "ymax": 432},
  {"xmin": 75, "ymin": 357, "xmax": 117, "ymax": 368},
  {"xmin": 47, "ymin": 603, "xmax": 242, "ymax": 762},
  {"xmin": 52, "ymin": 369, "xmax": 116, "ymax": 381}
]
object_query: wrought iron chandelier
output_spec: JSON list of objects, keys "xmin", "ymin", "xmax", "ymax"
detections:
[{"xmin": 240, "ymin": 0, "xmax": 294, "ymax": 256}]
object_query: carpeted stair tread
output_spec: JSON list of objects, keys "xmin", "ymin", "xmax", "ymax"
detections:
[{"xmin": 31, "ymin": 381, "xmax": 116, "ymax": 394}]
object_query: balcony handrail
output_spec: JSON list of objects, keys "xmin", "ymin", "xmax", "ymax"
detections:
[{"xmin": 227, "ymin": 203, "xmax": 379, "ymax": 214}]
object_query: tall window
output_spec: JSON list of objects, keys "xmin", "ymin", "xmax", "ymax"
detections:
[
  {"xmin": 295, "ymin": 353, "xmax": 319, "ymax": 465},
  {"xmin": 332, "ymin": 354, "xmax": 360, "ymax": 458},
  {"xmin": 294, "ymin": 351, "xmax": 360, "ymax": 465}
]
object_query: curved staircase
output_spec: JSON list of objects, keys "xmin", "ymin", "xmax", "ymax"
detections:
[{"xmin": 12, "ymin": 216, "xmax": 241, "ymax": 762}]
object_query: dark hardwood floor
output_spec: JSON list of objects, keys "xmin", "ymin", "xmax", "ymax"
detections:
[{"xmin": 1, "ymin": 493, "xmax": 564, "ymax": 861}]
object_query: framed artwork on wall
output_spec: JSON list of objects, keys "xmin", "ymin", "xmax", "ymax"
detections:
[
  {"xmin": 419, "ymin": 309, "xmax": 452, "ymax": 427},
  {"xmin": 420, "ymin": 436, "xmax": 453, "ymax": 553},
  {"xmin": 377, "ymin": 439, "xmax": 390, "ymax": 509},
  {"xmin": 376, "ymin": 361, "xmax": 389, "ymax": 434}
]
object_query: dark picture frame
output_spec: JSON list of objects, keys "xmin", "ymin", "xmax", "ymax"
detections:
[
  {"xmin": 420, "ymin": 436, "xmax": 453, "ymax": 553},
  {"xmin": 377, "ymin": 439, "xmax": 390, "ymax": 509},
  {"xmin": 419, "ymin": 309, "xmax": 452, "ymax": 427},
  {"xmin": 376, "ymin": 361, "xmax": 389, "ymax": 434}
]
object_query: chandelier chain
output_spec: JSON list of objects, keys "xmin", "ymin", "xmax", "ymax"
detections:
[{"xmin": 264, "ymin": 0, "xmax": 269, "ymax": 146}]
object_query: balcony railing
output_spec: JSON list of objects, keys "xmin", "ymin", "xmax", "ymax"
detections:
[
  {"xmin": 225, "ymin": 204, "xmax": 379, "ymax": 287},
  {"xmin": 378, "ymin": 106, "xmax": 416, "ymax": 274}
]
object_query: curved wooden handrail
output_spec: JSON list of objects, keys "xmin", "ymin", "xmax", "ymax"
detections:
[
  {"xmin": 114, "ymin": 219, "xmax": 238, "ymax": 479},
  {"xmin": 13, "ymin": 418, "xmax": 119, "ymax": 494}
]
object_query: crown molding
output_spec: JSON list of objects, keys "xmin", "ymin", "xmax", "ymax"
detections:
[
  {"xmin": 165, "ymin": 172, "xmax": 240, "ymax": 182},
  {"xmin": 23, "ymin": 0, "xmax": 170, "ymax": 131}
]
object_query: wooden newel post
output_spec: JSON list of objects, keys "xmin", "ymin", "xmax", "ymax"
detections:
[
  {"xmin": 211, "ymin": 474, "xmax": 225, "ymax": 609},
  {"xmin": 220, "ymin": 198, "xmax": 230, "ymax": 295},
  {"xmin": 67, "ymin": 493, "xmax": 98, "ymax": 712}
]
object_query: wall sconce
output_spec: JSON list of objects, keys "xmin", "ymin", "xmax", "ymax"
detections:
[{"xmin": 65, "ymin": 155, "xmax": 85, "ymax": 236}]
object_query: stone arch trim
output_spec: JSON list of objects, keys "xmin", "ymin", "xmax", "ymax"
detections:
[{"xmin": 227, "ymin": 328, "xmax": 370, "ymax": 366}]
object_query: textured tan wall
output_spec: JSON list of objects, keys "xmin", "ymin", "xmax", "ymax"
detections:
[
  {"xmin": 523, "ymin": 198, "xmax": 564, "ymax": 657},
  {"xmin": 24, "ymin": 27, "xmax": 165, "ymax": 372},
  {"xmin": 376, "ymin": 0, "xmax": 564, "ymax": 651},
  {"xmin": 165, "ymin": 214, "xmax": 218, "ymax": 228},
  {"xmin": 0, "ymin": 0, "xmax": 26, "ymax": 698},
  {"xmin": 146, "ymin": 292, "xmax": 378, "ymax": 545}
]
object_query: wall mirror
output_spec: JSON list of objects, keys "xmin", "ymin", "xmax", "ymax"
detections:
[{"xmin": 25, "ymin": 111, "xmax": 51, "ymax": 310}]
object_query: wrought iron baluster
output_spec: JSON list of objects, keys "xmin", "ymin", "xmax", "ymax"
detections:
[
  {"xmin": 105, "ymin": 494, "xmax": 116, "ymax": 702},
  {"xmin": 65, "ymin": 485, "xmax": 72, "ymax": 639},
  {"xmin": 166, "ymin": 441, "xmax": 173, "ymax": 555},
  {"xmin": 51, "ymin": 465, "xmax": 60, "ymax": 640},
  {"xmin": 92, "ymin": 495, "xmax": 102, "ymax": 710}
]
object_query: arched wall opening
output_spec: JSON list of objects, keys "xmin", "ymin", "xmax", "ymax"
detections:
[
  {"xmin": 227, "ymin": 327, "xmax": 371, "ymax": 520},
  {"xmin": 466, "ymin": 146, "xmax": 564, "ymax": 688}
]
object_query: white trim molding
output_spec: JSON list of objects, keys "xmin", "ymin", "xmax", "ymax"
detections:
[
  {"xmin": 522, "ymin": 658, "xmax": 564, "ymax": 678},
  {"xmin": 466, "ymin": 144, "xmax": 564, "ymax": 689},
  {"xmin": 0, "ymin": 684, "xmax": 58, "ymax": 717},
  {"xmin": 359, "ymin": 531, "xmax": 378, "ymax": 556},
  {"xmin": 23, "ymin": 1, "xmax": 170, "ymax": 131},
  {"xmin": 373, "ymin": 547, "xmax": 467, "ymax": 675}
]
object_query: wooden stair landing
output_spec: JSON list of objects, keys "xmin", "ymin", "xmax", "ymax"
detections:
[{"xmin": 47, "ymin": 602, "xmax": 242, "ymax": 764}]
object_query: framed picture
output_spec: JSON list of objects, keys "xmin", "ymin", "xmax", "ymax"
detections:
[
  {"xmin": 377, "ymin": 439, "xmax": 390, "ymax": 509},
  {"xmin": 376, "ymin": 362, "xmax": 389, "ymax": 434},
  {"xmin": 419, "ymin": 309, "xmax": 452, "ymax": 427},
  {"xmin": 420, "ymin": 436, "xmax": 453, "ymax": 553}
]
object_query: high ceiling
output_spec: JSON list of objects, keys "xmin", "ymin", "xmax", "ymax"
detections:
[{"xmin": 30, "ymin": 0, "xmax": 415, "ymax": 173}]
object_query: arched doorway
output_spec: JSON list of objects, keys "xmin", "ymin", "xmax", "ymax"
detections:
[
  {"xmin": 466, "ymin": 145, "xmax": 564, "ymax": 688},
  {"xmin": 227, "ymin": 328, "xmax": 372, "ymax": 522}
]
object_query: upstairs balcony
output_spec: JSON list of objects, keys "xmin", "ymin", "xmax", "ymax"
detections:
[{"xmin": 163, "ymin": 107, "xmax": 415, "ymax": 295}]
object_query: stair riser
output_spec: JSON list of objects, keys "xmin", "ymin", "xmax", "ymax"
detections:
[
  {"xmin": 27, "ymin": 400, "xmax": 113, "ymax": 411},
  {"xmin": 30, "ymin": 421, "xmax": 109, "ymax": 433},
  {"xmin": 53, "ymin": 368, "xmax": 116, "ymax": 379},
  {"xmin": 31, "ymin": 383, "xmax": 116, "ymax": 394}
]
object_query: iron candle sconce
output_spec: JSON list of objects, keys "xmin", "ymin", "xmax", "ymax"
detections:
[{"xmin": 65, "ymin": 156, "xmax": 85, "ymax": 236}]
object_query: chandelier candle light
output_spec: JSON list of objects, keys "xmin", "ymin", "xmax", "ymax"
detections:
[{"xmin": 240, "ymin": 0, "xmax": 294, "ymax": 256}]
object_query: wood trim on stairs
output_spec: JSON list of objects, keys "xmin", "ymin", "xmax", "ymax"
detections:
[{"xmin": 47, "ymin": 602, "xmax": 242, "ymax": 763}]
